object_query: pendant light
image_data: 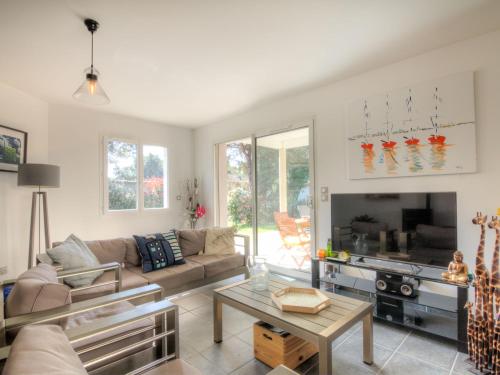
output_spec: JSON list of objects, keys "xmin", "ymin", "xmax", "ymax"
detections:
[{"xmin": 73, "ymin": 18, "xmax": 110, "ymax": 105}]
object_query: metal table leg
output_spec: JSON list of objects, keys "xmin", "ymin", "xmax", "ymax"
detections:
[
  {"xmin": 214, "ymin": 295, "xmax": 223, "ymax": 343},
  {"xmin": 318, "ymin": 336, "xmax": 332, "ymax": 374},
  {"xmin": 363, "ymin": 310, "xmax": 374, "ymax": 364}
]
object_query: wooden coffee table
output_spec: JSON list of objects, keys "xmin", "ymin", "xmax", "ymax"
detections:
[{"xmin": 213, "ymin": 277, "xmax": 373, "ymax": 374}]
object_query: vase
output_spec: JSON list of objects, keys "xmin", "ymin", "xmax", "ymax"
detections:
[
  {"xmin": 248, "ymin": 257, "xmax": 269, "ymax": 291},
  {"xmin": 190, "ymin": 217, "xmax": 197, "ymax": 229}
]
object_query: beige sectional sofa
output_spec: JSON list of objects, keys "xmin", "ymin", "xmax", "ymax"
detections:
[{"xmin": 39, "ymin": 230, "xmax": 250, "ymax": 301}]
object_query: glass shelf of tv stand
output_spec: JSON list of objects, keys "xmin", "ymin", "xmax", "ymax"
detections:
[
  {"xmin": 321, "ymin": 273, "xmax": 458, "ymax": 312},
  {"xmin": 321, "ymin": 281, "xmax": 459, "ymax": 340},
  {"xmin": 320, "ymin": 255, "xmax": 469, "ymax": 288}
]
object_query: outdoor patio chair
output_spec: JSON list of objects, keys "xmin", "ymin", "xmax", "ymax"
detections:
[{"xmin": 273, "ymin": 211, "xmax": 311, "ymax": 268}]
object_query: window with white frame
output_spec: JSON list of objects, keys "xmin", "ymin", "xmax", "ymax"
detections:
[
  {"xmin": 143, "ymin": 144, "xmax": 168, "ymax": 209},
  {"xmin": 104, "ymin": 138, "xmax": 168, "ymax": 212}
]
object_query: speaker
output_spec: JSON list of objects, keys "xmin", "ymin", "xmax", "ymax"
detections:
[
  {"xmin": 400, "ymin": 283, "xmax": 415, "ymax": 297},
  {"xmin": 376, "ymin": 279, "xmax": 388, "ymax": 291},
  {"xmin": 375, "ymin": 272, "xmax": 418, "ymax": 297}
]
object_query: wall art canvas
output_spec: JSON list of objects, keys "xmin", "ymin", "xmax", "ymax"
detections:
[
  {"xmin": 347, "ymin": 71, "xmax": 476, "ymax": 179},
  {"xmin": 0, "ymin": 124, "xmax": 27, "ymax": 172}
]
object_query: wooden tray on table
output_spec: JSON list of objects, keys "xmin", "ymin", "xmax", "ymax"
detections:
[{"xmin": 271, "ymin": 287, "xmax": 331, "ymax": 314}]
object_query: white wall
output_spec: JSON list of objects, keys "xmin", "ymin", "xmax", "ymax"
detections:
[
  {"xmin": 194, "ymin": 30, "xmax": 500, "ymax": 272},
  {"xmin": 48, "ymin": 104, "xmax": 194, "ymax": 244},
  {"xmin": 0, "ymin": 82, "xmax": 49, "ymax": 279}
]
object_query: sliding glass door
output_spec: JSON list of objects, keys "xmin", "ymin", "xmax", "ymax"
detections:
[{"xmin": 254, "ymin": 125, "xmax": 314, "ymax": 272}]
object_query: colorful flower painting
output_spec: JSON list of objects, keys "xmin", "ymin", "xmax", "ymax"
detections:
[
  {"xmin": 0, "ymin": 125, "xmax": 27, "ymax": 173},
  {"xmin": 347, "ymin": 71, "xmax": 476, "ymax": 179}
]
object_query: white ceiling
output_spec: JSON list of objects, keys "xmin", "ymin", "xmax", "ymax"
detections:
[{"xmin": 1, "ymin": 0, "xmax": 500, "ymax": 128}]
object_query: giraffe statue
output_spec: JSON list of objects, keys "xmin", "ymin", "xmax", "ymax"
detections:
[
  {"xmin": 491, "ymin": 313, "xmax": 500, "ymax": 375},
  {"xmin": 486, "ymin": 214, "xmax": 500, "ymax": 369},
  {"xmin": 472, "ymin": 212, "xmax": 491, "ymax": 371},
  {"xmin": 489, "ymin": 216, "xmax": 500, "ymax": 313},
  {"xmin": 493, "ymin": 316, "xmax": 500, "ymax": 375},
  {"xmin": 465, "ymin": 301, "xmax": 475, "ymax": 361}
]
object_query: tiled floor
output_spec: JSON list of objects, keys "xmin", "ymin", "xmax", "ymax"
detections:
[{"xmin": 168, "ymin": 275, "xmax": 472, "ymax": 375}]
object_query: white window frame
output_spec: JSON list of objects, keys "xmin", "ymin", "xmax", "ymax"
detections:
[{"xmin": 102, "ymin": 137, "xmax": 169, "ymax": 214}]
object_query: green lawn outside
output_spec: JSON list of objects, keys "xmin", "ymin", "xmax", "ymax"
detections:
[{"xmin": 235, "ymin": 224, "xmax": 277, "ymax": 236}]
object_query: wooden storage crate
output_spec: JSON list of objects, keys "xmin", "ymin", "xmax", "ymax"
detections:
[{"xmin": 253, "ymin": 321, "xmax": 318, "ymax": 369}]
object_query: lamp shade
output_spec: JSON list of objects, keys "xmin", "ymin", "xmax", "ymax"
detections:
[
  {"xmin": 73, "ymin": 69, "xmax": 110, "ymax": 105},
  {"xmin": 18, "ymin": 164, "xmax": 60, "ymax": 188}
]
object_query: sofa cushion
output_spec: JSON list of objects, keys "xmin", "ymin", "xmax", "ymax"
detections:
[
  {"xmin": 47, "ymin": 234, "xmax": 103, "ymax": 288},
  {"xmin": 54, "ymin": 237, "xmax": 133, "ymax": 265},
  {"xmin": 205, "ymin": 227, "xmax": 236, "ymax": 255},
  {"xmin": 177, "ymin": 229, "xmax": 206, "ymax": 257},
  {"xmin": 124, "ymin": 237, "xmax": 141, "ymax": 266},
  {"xmin": 2, "ymin": 324, "xmax": 87, "ymax": 375},
  {"xmin": 134, "ymin": 231, "xmax": 185, "ymax": 273},
  {"xmin": 188, "ymin": 254, "xmax": 245, "ymax": 278},
  {"xmin": 5, "ymin": 263, "xmax": 71, "ymax": 318},
  {"xmin": 70, "ymin": 268, "xmax": 149, "ymax": 302},
  {"xmin": 84, "ymin": 238, "xmax": 127, "ymax": 265},
  {"xmin": 63, "ymin": 301, "xmax": 155, "ymax": 365},
  {"xmin": 128, "ymin": 259, "xmax": 204, "ymax": 290}
]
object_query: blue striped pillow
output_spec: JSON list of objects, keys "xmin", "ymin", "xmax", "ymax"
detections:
[{"xmin": 133, "ymin": 230, "xmax": 185, "ymax": 273}]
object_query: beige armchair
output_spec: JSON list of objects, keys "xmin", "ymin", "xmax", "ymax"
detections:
[
  {"xmin": 1, "ymin": 297, "xmax": 197, "ymax": 375},
  {"xmin": 37, "ymin": 253, "xmax": 123, "ymax": 301},
  {"xmin": 0, "ymin": 264, "xmax": 169, "ymax": 373}
]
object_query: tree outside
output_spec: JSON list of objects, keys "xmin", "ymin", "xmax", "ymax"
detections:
[
  {"xmin": 226, "ymin": 142, "xmax": 253, "ymax": 229},
  {"xmin": 143, "ymin": 149, "xmax": 165, "ymax": 209},
  {"xmin": 108, "ymin": 140, "xmax": 137, "ymax": 210},
  {"xmin": 286, "ymin": 146, "xmax": 309, "ymax": 217}
]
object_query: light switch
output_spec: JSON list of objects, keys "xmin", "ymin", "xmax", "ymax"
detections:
[{"xmin": 321, "ymin": 187, "xmax": 329, "ymax": 202}]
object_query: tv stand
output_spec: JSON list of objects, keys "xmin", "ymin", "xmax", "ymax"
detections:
[
  {"xmin": 311, "ymin": 256, "xmax": 468, "ymax": 353},
  {"xmin": 376, "ymin": 251, "xmax": 411, "ymax": 261}
]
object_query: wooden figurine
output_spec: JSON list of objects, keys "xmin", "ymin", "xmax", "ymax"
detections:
[
  {"xmin": 489, "ymin": 216, "xmax": 500, "ymax": 314},
  {"xmin": 442, "ymin": 250, "xmax": 469, "ymax": 283},
  {"xmin": 465, "ymin": 301, "xmax": 475, "ymax": 361},
  {"xmin": 469, "ymin": 212, "xmax": 491, "ymax": 372},
  {"xmin": 464, "ymin": 213, "xmax": 500, "ymax": 374}
]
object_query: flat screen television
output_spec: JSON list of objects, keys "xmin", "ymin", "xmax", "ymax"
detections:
[{"xmin": 331, "ymin": 192, "xmax": 457, "ymax": 267}]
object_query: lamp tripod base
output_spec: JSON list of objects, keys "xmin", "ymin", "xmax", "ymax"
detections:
[{"xmin": 28, "ymin": 191, "xmax": 50, "ymax": 269}]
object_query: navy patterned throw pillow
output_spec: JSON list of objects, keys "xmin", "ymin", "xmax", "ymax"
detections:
[{"xmin": 133, "ymin": 230, "xmax": 185, "ymax": 273}]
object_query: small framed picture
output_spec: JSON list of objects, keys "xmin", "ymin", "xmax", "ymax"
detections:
[{"xmin": 0, "ymin": 124, "xmax": 28, "ymax": 173}]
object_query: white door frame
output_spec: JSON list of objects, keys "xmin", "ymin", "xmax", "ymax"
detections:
[{"xmin": 251, "ymin": 119, "xmax": 316, "ymax": 276}]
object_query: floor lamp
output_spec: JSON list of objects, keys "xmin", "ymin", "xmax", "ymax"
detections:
[{"xmin": 17, "ymin": 164, "xmax": 60, "ymax": 269}]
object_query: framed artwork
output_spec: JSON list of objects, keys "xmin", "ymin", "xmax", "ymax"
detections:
[
  {"xmin": 0, "ymin": 124, "xmax": 28, "ymax": 173},
  {"xmin": 347, "ymin": 71, "xmax": 476, "ymax": 179}
]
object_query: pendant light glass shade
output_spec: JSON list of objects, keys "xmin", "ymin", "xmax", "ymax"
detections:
[
  {"xmin": 73, "ymin": 67, "xmax": 110, "ymax": 105},
  {"xmin": 73, "ymin": 18, "xmax": 110, "ymax": 105}
]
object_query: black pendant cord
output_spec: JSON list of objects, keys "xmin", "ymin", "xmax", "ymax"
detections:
[{"xmin": 90, "ymin": 31, "xmax": 94, "ymax": 74}]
